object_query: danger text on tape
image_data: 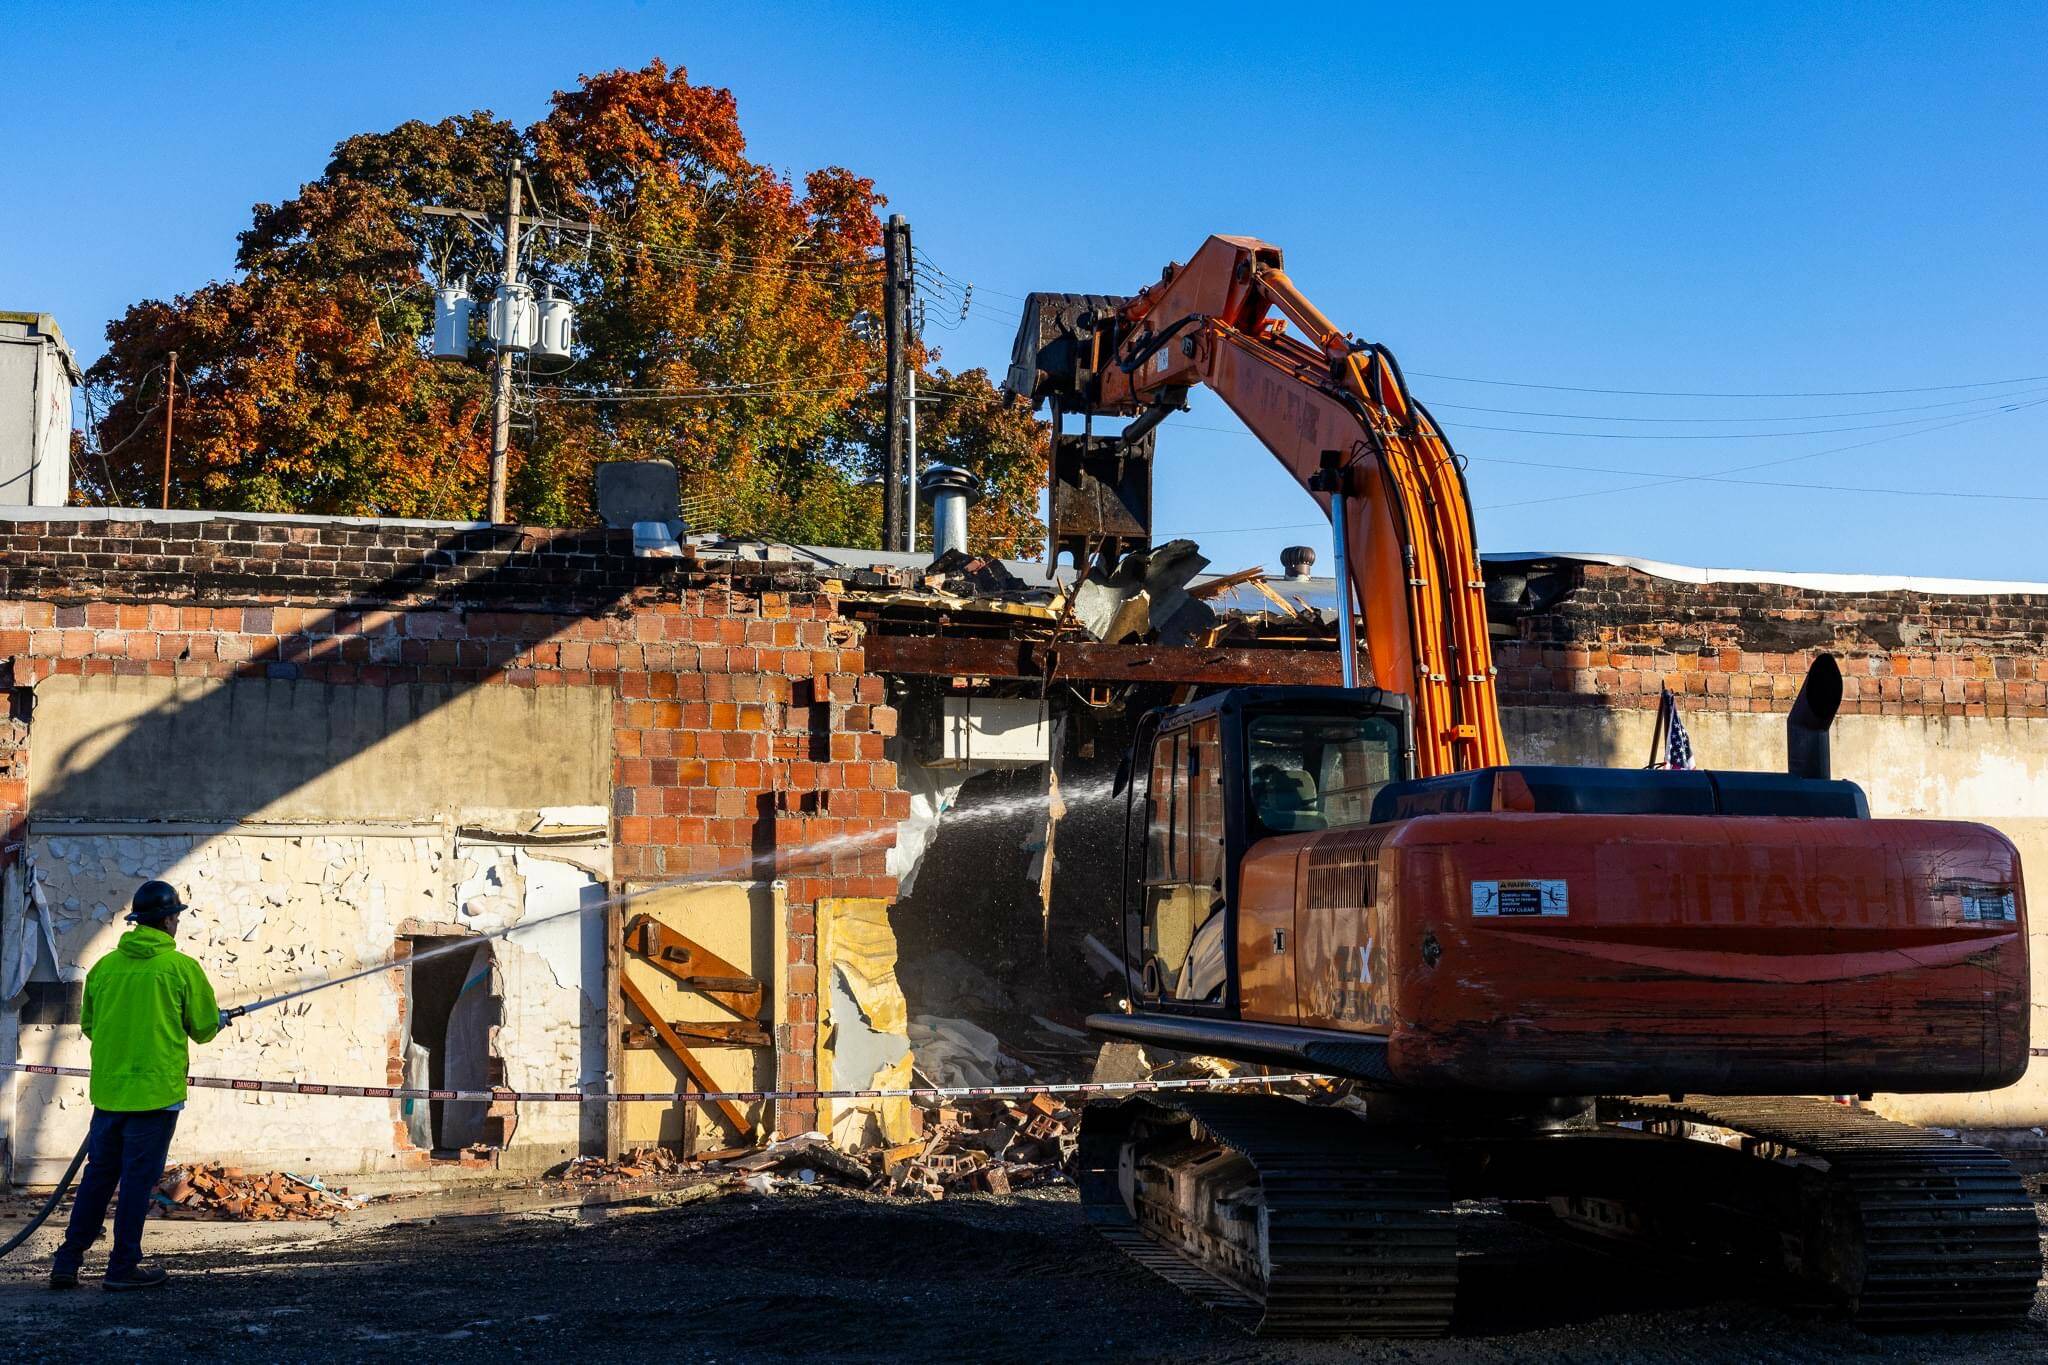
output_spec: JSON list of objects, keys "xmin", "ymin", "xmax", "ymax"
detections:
[{"xmin": 1, "ymin": 1061, "xmax": 1321, "ymax": 1106}]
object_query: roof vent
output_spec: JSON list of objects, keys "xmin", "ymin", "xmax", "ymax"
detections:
[
  {"xmin": 919, "ymin": 464, "xmax": 978, "ymax": 557},
  {"xmin": 1280, "ymin": 545, "xmax": 1316, "ymax": 580}
]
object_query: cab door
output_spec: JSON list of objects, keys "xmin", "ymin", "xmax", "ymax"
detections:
[{"xmin": 1130, "ymin": 717, "xmax": 1229, "ymax": 1006}]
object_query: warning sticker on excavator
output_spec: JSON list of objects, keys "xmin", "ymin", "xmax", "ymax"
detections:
[
  {"xmin": 1961, "ymin": 890, "xmax": 2018, "ymax": 923},
  {"xmin": 1471, "ymin": 879, "xmax": 1568, "ymax": 918}
]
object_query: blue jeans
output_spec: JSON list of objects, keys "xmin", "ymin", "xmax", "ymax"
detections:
[{"xmin": 53, "ymin": 1108, "xmax": 181, "ymax": 1277}]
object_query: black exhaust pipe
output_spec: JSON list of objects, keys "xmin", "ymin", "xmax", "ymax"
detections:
[{"xmin": 1787, "ymin": 653, "xmax": 1843, "ymax": 780}]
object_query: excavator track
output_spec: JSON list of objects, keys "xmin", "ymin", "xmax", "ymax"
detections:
[
  {"xmin": 1611, "ymin": 1095, "xmax": 2042, "ymax": 1329},
  {"xmin": 1077, "ymin": 1093, "xmax": 1457, "ymax": 1337}
]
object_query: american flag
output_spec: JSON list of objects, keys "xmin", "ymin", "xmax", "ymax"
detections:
[{"xmin": 1660, "ymin": 686, "xmax": 1697, "ymax": 769}]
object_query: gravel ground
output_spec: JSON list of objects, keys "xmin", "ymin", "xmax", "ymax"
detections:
[{"xmin": 0, "ymin": 1184, "xmax": 2042, "ymax": 1363}]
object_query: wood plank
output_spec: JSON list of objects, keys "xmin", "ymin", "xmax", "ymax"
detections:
[
  {"xmin": 623, "ymin": 1019, "xmax": 773, "ymax": 1049},
  {"xmin": 625, "ymin": 915, "xmax": 763, "ymax": 1020},
  {"xmin": 864, "ymin": 634, "xmax": 1340, "ymax": 686},
  {"xmin": 619, "ymin": 974, "xmax": 754, "ymax": 1139}
]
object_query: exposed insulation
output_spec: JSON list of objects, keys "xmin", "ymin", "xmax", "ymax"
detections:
[{"xmin": 817, "ymin": 896, "xmax": 915, "ymax": 1149}]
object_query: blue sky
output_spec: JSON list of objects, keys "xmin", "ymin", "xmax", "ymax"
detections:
[{"xmin": 5, "ymin": 2, "xmax": 2044, "ymax": 576}]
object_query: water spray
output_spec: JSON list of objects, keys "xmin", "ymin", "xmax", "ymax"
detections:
[
  {"xmin": 2, "ymin": 777, "xmax": 1121, "ymax": 1261},
  {"xmin": 225, "ymin": 775, "xmax": 1120, "ymax": 1020}
]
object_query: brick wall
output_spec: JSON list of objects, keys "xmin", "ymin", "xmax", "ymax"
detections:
[
  {"xmin": 1494, "ymin": 561, "xmax": 2048, "ymax": 718},
  {"xmin": 0, "ymin": 514, "xmax": 907, "ymax": 1132}
]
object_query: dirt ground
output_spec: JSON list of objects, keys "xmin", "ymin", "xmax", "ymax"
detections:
[{"xmin": 1, "ymin": 1183, "xmax": 2043, "ymax": 1363}]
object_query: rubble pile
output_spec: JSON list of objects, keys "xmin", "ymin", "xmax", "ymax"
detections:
[
  {"xmin": 881, "ymin": 1092, "xmax": 1078, "ymax": 1199},
  {"xmin": 547, "ymin": 1146, "xmax": 691, "ymax": 1185},
  {"xmin": 154, "ymin": 1163, "xmax": 361, "ymax": 1221}
]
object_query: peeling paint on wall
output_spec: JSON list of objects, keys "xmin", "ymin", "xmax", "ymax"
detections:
[{"xmin": 4, "ymin": 824, "xmax": 609, "ymax": 1183}]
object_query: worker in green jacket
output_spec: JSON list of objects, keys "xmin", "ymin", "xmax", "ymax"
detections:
[{"xmin": 49, "ymin": 881, "xmax": 233, "ymax": 1291}]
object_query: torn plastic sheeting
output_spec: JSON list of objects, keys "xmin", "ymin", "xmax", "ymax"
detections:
[
  {"xmin": 2, "ymin": 855, "xmax": 65, "ymax": 1002},
  {"xmin": 885, "ymin": 751, "xmax": 984, "ymax": 897},
  {"xmin": 1023, "ymin": 715, "xmax": 1069, "ymax": 946},
  {"xmin": 908, "ymin": 1013, "xmax": 1016, "ymax": 1089},
  {"xmin": 438, "ymin": 941, "xmax": 502, "ymax": 1151}
]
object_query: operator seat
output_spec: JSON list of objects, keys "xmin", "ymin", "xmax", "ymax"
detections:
[{"xmin": 1253, "ymin": 764, "xmax": 1327, "ymax": 832}]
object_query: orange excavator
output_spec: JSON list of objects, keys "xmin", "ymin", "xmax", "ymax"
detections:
[{"xmin": 1008, "ymin": 236, "xmax": 2040, "ymax": 1336}]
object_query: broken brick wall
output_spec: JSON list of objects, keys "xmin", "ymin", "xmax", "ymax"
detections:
[
  {"xmin": 0, "ymin": 511, "xmax": 904, "ymax": 1181},
  {"xmin": 1494, "ymin": 560, "xmax": 2048, "ymax": 717}
]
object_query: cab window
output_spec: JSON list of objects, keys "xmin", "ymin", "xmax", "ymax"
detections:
[{"xmin": 1247, "ymin": 712, "xmax": 1403, "ymax": 835}]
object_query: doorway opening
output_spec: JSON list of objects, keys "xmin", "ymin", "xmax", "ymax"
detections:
[{"xmin": 403, "ymin": 935, "xmax": 507, "ymax": 1157}]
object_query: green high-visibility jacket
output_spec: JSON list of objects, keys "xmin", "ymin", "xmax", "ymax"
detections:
[{"xmin": 79, "ymin": 925, "xmax": 221, "ymax": 1111}]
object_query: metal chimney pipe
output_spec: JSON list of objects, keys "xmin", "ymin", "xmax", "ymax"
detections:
[
  {"xmin": 918, "ymin": 464, "xmax": 977, "ymax": 557},
  {"xmin": 1787, "ymin": 653, "xmax": 1843, "ymax": 780},
  {"xmin": 1308, "ymin": 452, "xmax": 1358, "ymax": 688}
]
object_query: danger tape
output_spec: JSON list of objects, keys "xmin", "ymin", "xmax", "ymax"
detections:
[{"xmin": 0, "ymin": 1061, "xmax": 1320, "ymax": 1106}]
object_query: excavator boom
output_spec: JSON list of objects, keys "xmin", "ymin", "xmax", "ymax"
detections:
[{"xmin": 1010, "ymin": 234, "xmax": 1506, "ymax": 775}]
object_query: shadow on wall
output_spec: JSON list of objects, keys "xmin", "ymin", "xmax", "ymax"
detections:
[
  {"xmin": 1501, "ymin": 701, "xmax": 1656, "ymax": 770},
  {"xmin": 3, "ymin": 530, "xmax": 644, "ymax": 1179},
  {"xmin": 25, "ymin": 530, "xmax": 633, "ymax": 826}
]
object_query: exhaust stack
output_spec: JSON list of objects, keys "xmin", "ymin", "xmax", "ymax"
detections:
[{"xmin": 1787, "ymin": 653, "xmax": 1843, "ymax": 780}]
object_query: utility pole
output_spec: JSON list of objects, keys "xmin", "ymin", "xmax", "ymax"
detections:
[
  {"xmin": 907, "ymin": 363, "xmax": 919, "ymax": 553},
  {"xmin": 488, "ymin": 159, "xmax": 525, "ymax": 525},
  {"xmin": 882, "ymin": 214, "xmax": 914, "ymax": 552},
  {"xmin": 160, "ymin": 350, "xmax": 178, "ymax": 510}
]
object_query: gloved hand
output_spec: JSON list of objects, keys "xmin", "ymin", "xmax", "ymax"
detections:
[{"xmin": 217, "ymin": 1006, "xmax": 246, "ymax": 1029}]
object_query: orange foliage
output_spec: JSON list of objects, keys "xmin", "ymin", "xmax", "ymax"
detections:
[{"xmin": 82, "ymin": 61, "xmax": 1045, "ymax": 553}]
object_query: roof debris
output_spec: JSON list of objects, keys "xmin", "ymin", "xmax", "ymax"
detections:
[{"xmin": 831, "ymin": 541, "xmax": 1340, "ymax": 659}]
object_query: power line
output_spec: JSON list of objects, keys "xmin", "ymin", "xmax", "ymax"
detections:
[
  {"xmin": 1442, "ymin": 408, "xmax": 2033, "ymax": 441},
  {"xmin": 596, "ymin": 230, "xmax": 883, "ymax": 288},
  {"xmin": 1428, "ymin": 385, "xmax": 2048, "ymax": 424},
  {"xmin": 532, "ymin": 380, "xmax": 876, "ymax": 405},
  {"xmin": 1469, "ymin": 454, "xmax": 2048, "ymax": 504},
  {"xmin": 1477, "ymin": 397, "xmax": 2048, "ymax": 511},
  {"xmin": 1411, "ymin": 369, "xmax": 2048, "ymax": 399},
  {"xmin": 1144, "ymin": 396, "xmax": 2048, "ymax": 535}
]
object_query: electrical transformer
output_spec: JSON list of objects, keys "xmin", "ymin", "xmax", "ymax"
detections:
[
  {"xmin": 487, "ymin": 280, "xmax": 537, "ymax": 352},
  {"xmin": 533, "ymin": 285, "xmax": 575, "ymax": 362},
  {"xmin": 431, "ymin": 282, "xmax": 474, "ymax": 359}
]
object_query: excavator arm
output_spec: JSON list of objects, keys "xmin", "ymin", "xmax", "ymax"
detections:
[{"xmin": 1010, "ymin": 234, "xmax": 1506, "ymax": 775}]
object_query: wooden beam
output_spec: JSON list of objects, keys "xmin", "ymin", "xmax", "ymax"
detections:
[
  {"xmin": 864, "ymin": 634, "xmax": 1340, "ymax": 686},
  {"xmin": 623, "ymin": 1019, "xmax": 773, "ymax": 1050},
  {"xmin": 619, "ymin": 973, "xmax": 753, "ymax": 1139},
  {"xmin": 1186, "ymin": 566, "xmax": 1268, "ymax": 601},
  {"xmin": 625, "ymin": 915, "xmax": 763, "ymax": 1020}
]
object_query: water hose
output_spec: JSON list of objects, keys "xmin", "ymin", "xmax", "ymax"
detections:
[{"xmin": 0, "ymin": 1137, "xmax": 88, "ymax": 1260}]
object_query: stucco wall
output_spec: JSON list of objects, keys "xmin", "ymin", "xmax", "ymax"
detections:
[
  {"xmin": 29, "ymin": 673, "xmax": 611, "ymax": 823},
  {"xmin": 3, "ymin": 674, "xmax": 614, "ymax": 1182}
]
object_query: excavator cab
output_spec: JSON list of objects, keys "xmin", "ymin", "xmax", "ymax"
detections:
[
  {"xmin": 1108, "ymin": 674, "xmax": 2028, "ymax": 1098},
  {"xmin": 1118, "ymin": 687, "xmax": 1409, "ymax": 1011}
]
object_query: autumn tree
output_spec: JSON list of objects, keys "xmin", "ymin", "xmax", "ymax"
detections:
[{"xmin": 80, "ymin": 61, "xmax": 1045, "ymax": 555}]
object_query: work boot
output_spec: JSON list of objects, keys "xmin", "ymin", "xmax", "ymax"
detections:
[
  {"xmin": 47, "ymin": 1267, "xmax": 78, "ymax": 1291},
  {"xmin": 102, "ymin": 1264, "xmax": 168, "ymax": 1291}
]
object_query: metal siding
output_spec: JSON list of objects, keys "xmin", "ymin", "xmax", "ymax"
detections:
[{"xmin": 0, "ymin": 340, "xmax": 35, "ymax": 503}]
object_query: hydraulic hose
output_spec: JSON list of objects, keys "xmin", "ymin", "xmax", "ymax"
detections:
[{"xmin": 0, "ymin": 1136, "xmax": 88, "ymax": 1260}]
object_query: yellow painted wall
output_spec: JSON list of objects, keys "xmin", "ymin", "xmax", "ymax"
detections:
[{"xmin": 619, "ymin": 880, "xmax": 784, "ymax": 1150}]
